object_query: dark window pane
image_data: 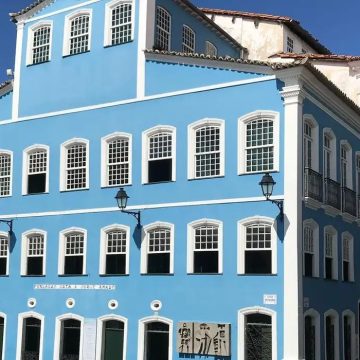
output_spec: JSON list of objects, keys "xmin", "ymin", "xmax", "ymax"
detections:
[
  {"xmin": 245, "ymin": 250, "xmax": 272, "ymax": 274},
  {"xmin": 305, "ymin": 316, "xmax": 315, "ymax": 360},
  {"xmin": 64, "ymin": 256, "xmax": 83, "ymax": 275},
  {"xmin": 343, "ymin": 261, "xmax": 349, "ymax": 281},
  {"xmin": 103, "ymin": 320, "xmax": 124, "ymax": 360},
  {"xmin": 27, "ymin": 257, "xmax": 43, "ymax": 276},
  {"xmin": 61, "ymin": 319, "xmax": 81, "ymax": 358},
  {"xmin": 28, "ymin": 174, "xmax": 46, "ymax": 194},
  {"xmin": 194, "ymin": 251, "xmax": 218, "ymax": 273},
  {"xmin": 0, "ymin": 258, "xmax": 6, "ymax": 275},
  {"xmin": 326, "ymin": 317, "xmax": 335, "ymax": 360},
  {"xmin": 344, "ymin": 316, "xmax": 351, "ymax": 360},
  {"xmin": 325, "ymin": 258, "xmax": 332, "ymax": 279},
  {"xmin": 147, "ymin": 253, "xmax": 170, "ymax": 274},
  {"xmin": 106, "ymin": 254, "xmax": 126, "ymax": 275},
  {"xmin": 148, "ymin": 159, "xmax": 172, "ymax": 183},
  {"xmin": 23, "ymin": 317, "xmax": 41, "ymax": 358},
  {"xmin": 304, "ymin": 253, "xmax": 313, "ymax": 277},
  {"xmin": 0, "ymin": 317, "xmax": 3, "ymax": 360},
  {"xmin": 145, "ymin": 322, "xmax": 169, "ymax": 360}
]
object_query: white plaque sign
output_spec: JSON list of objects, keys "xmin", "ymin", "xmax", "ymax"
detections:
[
  {"xmin": 263, "ymin": 294, "xmax": 277, "ymax": 305},
  {"xmin": 34, "ymin": 284, "xmax": 116, "ymax": 290}
]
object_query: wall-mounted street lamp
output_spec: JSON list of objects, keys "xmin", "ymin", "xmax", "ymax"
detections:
[
  {"xmin": 259, "ymin": 173, "xmax": 284, "ymax": 220},
  {"xmin": 115, "ymin": 187, "xmax": 141, "ymax": 227},
  {"xmin": 0, "ymin": 219, "xmax": 14, "ymax": 236}
]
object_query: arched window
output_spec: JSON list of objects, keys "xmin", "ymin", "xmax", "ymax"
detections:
[
  {"xmin": 0, "ymin": 314, "xmax": 5, "ymax": 360},
  {"xmin": 238, "ymin": 111, "xmax": 279, "ymax": 175},
  {"xmin": 141, "ymin": 222, "xmax": 174, "ymax": 274},
  {"xmin": 323, "ymin": 226, "xmax": 338, "ymax": 280},
  {"xmin": 155, "ymin": 7, "xmax": 171, "ymax": 51},
  {"xmin": 342, "ymin": 310, "xmax": 355, "ymax": 360},
  {"xmin": 22, "ymin": 145, "xmax": 49, "ymax": 195},
  {"xmin": 188, "ymin": 119, "xmax": 224, "ymax": 179},
  {"xmin": 303, "ymin": 219, "xmax": 319, "ymax": 277},
  {"xmin": 205, "ymin": 41, "xmax": 217, "ymax": 56},
  {"xmin": 0, "ymin": 232, "xmax": 9, "ymax": 276},
  {"xmin": 182, "ymin": 25, "xmax": 195, "ymax": 53},
  {"xmin": 238, "ymin": 217, "xmax": 277, "ymax": 275},
  {"xmin": 0, "ymin": 150, "xmax": 12, "ymax": 197},
  {"xmin": 342, "ymin": 232, "xmax": 354, "ymax": 282},
  {"xmin": 27, "ymin": 22, "xmax": 52, "ymax": 65},
  {"xmin": 323, "ymin": 129, "xmax": 336, "ymax": 180},
  {"xmin": 324, "ymin": 310, "xmax": 339, "ymax": 360},
  {"xmin": 187, "ymin": 219, "xmax": 222, "ymax": 274},
  {"xmin": 142, "ymin": 126, "xmax": 176, "ymax": 184},
  {"xmin": 304, "ymin": 309, "xmax": 320, "ymax": 360}
]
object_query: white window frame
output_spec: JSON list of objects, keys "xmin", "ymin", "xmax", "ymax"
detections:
[
  {"xmin": 238, "ymin": 111, "xmax": 280, "ymax": 175},
  {"xmin": 101, "ymin": 132, "xmax": 132, "ymax": 187},
  {"xmin": 342, "ymin": 310, "xmax": 356, "ymax": 360},
  {"xmin": 22, "ymin": 144, "xmax": 50, "ymax": 195},
  {"xmin": 141, "ymin": 222, "xmax": 174, "ymax": 274},
  {"xmin": 304, "ymin": 309, "xmax": 320, "ymax": 360},
  {"xmin": 237, "ymin": 216, "xmax": 277, "ymax": 275},
  {"xmin": 205, "ymin": 41, "xmax": 217, "ymax": 56},
  {"xmin": 16, "ymin": 311, "xmax": 45, "ymax": 360},
  {"xmin": 187, "ymin": 218, "xmax": 223, "ymax": 274},
  {"xmin": 63, "ymin": 9, "xmax": 92, "ymax": 56},
  {"xmin": 96, "ymin": 314, "xmax": 128, "ymax": 360},
  {"xmin": 104, "ymin": 0, "xmax": 135, "ymax": 47},
  {"xmin": 182, "ymin": 25, "xmax": 195, "ymax": 53},
  {"xmin": 99, "ymin": 224, "xmax": 130, "ymax": 275},
  {"xmin": 0, "ymin": 312, "xmax": 6, "ymax": 360},
  {"xmin": 340, "ymin": 140, "xmax": 353, "ymax": 189},
  {"xmin": 0, "ymin": 150, "xmax": 13, "ymax": 197},
  {"xmin": 58, "ymin": 227, "xmax": 87, "ymax": 275},
  {"xmin": 26, "ymin": 21, "xmax": 53, "ymax": 65},
  {"xmin": 238, "ymin": 307, "xmax": 277, "ymax": 360},
  {"xmin": 303, "ymin": 219, "xmax": 319, "ymax": 277},
  {"xmin": 21, "ymin": 229, "xmax": 47, "ymax": 276},
  {"xmin": 142, "ymin": 126, "xmax": 176, "ymax": 184},
  {"xmin": 323, "ymin": 225, "xmax": 338, "ymax": 280},
  {"xmin": 323, "ymin": 128, "xmax": 337, "ymax": 180},
  {"xmin": 0, "ymin": 231, "xmax": 9, "ymax": 276},
  {"xmin": 60, "ymin": 138, "xmax": 89, "ymax": 191},
  {"xmin": 155, "ymin": 6, "xmax": 171, "ymax": 51},
  {"xmin": 303, "ymin": 115, "xmax": 319, "ymax": 171},
  {"xmin": 286, "ymin": 36, "xmax": 294, "ymax": 52},
  {"xmin": 342, "ymin": 232, "xmax": 354, "ymax": 282},
  {"xmin": 188, "ymin": 119, "xmax": 225, "ymax": 179},
  {"xmin": 137, "ymin": 316, "xmax": 173, "ymax": 360},
  {"xmin": 53, "ymin": 313, "xmax": 84, "ymax": 360},
  {"xmin": 324, "ymin": 309, "xmax": 340, "ymax": 360}
]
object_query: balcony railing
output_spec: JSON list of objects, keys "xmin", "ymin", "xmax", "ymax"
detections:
[
  {"xmin": 22, "ymin": 351, "xmax": 40, "ymax": 360},
  {"xmin": 324, "ymin": 178, "xmax": 341, "ymax": 210},
  {"xmin": 304, "ymin": 168, "xmax": 323, "ymax": 202},
  {"xmin": 342, "ymin": 187, "xmax": 357, "ymax": 217}
]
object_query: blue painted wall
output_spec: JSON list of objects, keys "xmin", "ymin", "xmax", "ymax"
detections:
[{"xmin": 0, "ymin": 92, "xmax": 12, "ymax": 121}]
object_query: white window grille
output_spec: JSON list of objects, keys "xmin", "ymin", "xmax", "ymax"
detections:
[
  {"xmin": 303, "ymin": 220, "xmax": 319, "ymax": 277},
  {"xmin": 323, "ymin": 134, "xmax": 332, "ymax": 179},
  {"xmin": 304, "ymin": 226, "xmax": 314, "ymax": 254},
  {"xmin": 341, "ymin": 145, "xmax": 348, "ymax": 188},
  {"xmin": 107, "ymin": 138, "xmax": 129, "ymax": 186},
  {"xmin": 110, "ymin": 2, "xmax": 132, "ymax": 45},
  {"xmin": 105, "ymin": 230, "xmax": 127, "ymax": 274},
  {"xmin": 66, "ymin": 233, "xmax": 84, "ymax": 256},
  {"xmin": 69, "ymin": 14, "xmax": 90, "ymax": 55},
  {"xmin": 27, "ymin": 234, "xmax": 45, "ymax": 276},
  {"xmin": 182, "ymin": 25, "xmax": 195, "ymax": 53},
  {"xmin": 0, "ymin": 153, "xmax": 11, "ymax": 197},
  {"xmin": 286, "ymin": 36, "xmax": 294, "ymax": 53},
  {"xmin": 324, "ymin": 228, "xmax": 337, "ymax": 280},
  {"xmin": 65, "ymin": 143, "xmax": 87, "ymax": 190},
  {"xmin": 26, "ymin": 149, "xmax": 48, "ymax": 194},
  {"xmin": 155, "ymin": 7, "xmax": 171, "ymax": 51},
  {"xmin": 0, "ymin": 236, "xmax": 8, "ymax": 276},
  {"xmin": 148, "ymin": 228, "xmax": 171, "ymax": 254},
  {"xmin": 205, "ymin": 41, "xmax": 217, "ymax": 56},
  {"xmin": 304, "ymin": 121, "xmax": 313, "ymax": 169},
  {"xmin": 32, "ymin": 26, "xmax": 51, "ymax": 64},
  {"xmin": 60, "ymin": 231, "xmax": 86, "ymax": 275}
]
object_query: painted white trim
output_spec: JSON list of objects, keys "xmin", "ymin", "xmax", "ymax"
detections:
[
  {"xmin": 237, "ymin": 216, "xmax": 277, "ymax": 275},
  {"xmin": 323, "ymin": 225, "xmax": 338, "ymax": 280},
  {"xmin": 238, "ymin": 110, "xmax": 280, "ymax": 175},
  {"xmin": 21, "ymin": 229, "xmax": 47, "ymax": 276},
  {"xmin": 60, "ymin": 138, "xmax": 89, "ymax": 191},
  {"xmin": 96, "ymin": 314, "xmax": 128, "ymax": 360},
  {"xmin": 12, "ymin": 22, "xmax": 24, "ymax": 120},
  {"xmin": 182, "ymin": 25, "xmax": 195, "ymax": 53},
  {"xmin": 187, "ymin": 218, "xmax": 223, "ymax": 274},
  {"xmin": 341, "ymin": 231, "xmax": 354, "ymax": 282},
  {"xmin": 0, "ymin": 76, "xmax": 276, "ymax": 125},
  {"xmin": 142, "ymin": 125, "xmax": 176, "ymax": 184},
  {"xmin": 303, "ymin": 309, "xmax": 320, "ymax": 360},
  {"xmin": 303, "ymin": 114, "xmax": 319, "ymax": 172},
  {"xmin": 101, "ymin": 132, "xmax": 132, "ymax": 187},
  {"xmin": 303, "ymin": 219, "xmax": 320, "ymax": 278},
  {"xmin": 323, "ymin": 128, "xmax": 337, "ymax": 181},
  {"xmin": 141, "ymin": 222, "xmax": 174, "ymax": 274},
  {"xmin": 0, "ymin": 194, "xmax": 284, "ymax": 219},
  {"xmin": 137, "ymin": 315, "xmax": 173, "ymax": 360},
  {"xmin": 340, "ymin": 139, "xmax": 353, "ymax": 189},
  {"xmin": 22, "ymin": 144, "xmax": 50, "ymax": 195},
  {"xmin": 342, "ymin": 310, "xmax": 356, "ymax": 360},
  {"xmin": 53, "ymin": 313, "xmax": 84, "ymax": 360},
  {"xmin": 16, "ymin": 311, "xmax": 45, "ymax": 360},
  {"xmin": 58, "ymin": 227, "xmax": 87, "ymax": 275},
  {"xmin": 0, "ymin": 150, "xmax": 13, "ymax": 198},
  {"xmin": 99, "ymin": 224, "xmax": 130, "ymax": 275},
  {"xmin": 0, "ymin": 312, "xmax": 6, "ymax": 360},
  {"xmin": 0, "ymin": 231, "xmax": 9, "ymax": 276},
  {"xmin": 188, "ymin": 118, "xmax": 225, "ymax": 179},
  {"xmin": 26, "ymin": 20, "xmax": 53, "ymax": 66},
  {"xmin": 155, "ymin": 6, "xmax": 172, "ymax": 51},
  {"xmin": 63, "ymin": 9, "xmax": 93, "ymax": 57},
  {"xmin": 237, "ymin": 307, "xmax": 277, "ymax": 360},
  {"xmin": 324, "ymin": 309, "xmax": 340, "ymax": 360}
]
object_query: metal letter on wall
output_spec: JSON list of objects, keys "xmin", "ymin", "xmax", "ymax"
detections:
[{"xmin": 177, "ymin": 322, "xmax": 231, "ymax": 356}]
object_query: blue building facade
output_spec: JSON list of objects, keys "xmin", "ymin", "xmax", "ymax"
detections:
[{"xmin": 0, "ymin": 0, "xmax": 359, "ymax": 359}]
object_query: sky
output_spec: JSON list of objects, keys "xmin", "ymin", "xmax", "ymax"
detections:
[{"xmin": 1, "ymin": 0, "xmax": 360, "ymax": 84}]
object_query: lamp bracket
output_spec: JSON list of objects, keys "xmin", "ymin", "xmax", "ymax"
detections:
[
  {"xmin": 0, "ymin": 219, "xmax": 13, "ymax": 233},
  {"xmin": 268, "ymin": 199, "xmax": 284, "ymax": 220},
  {"xmin": 121, "ymin": 210, "xmax": 141, "ymax": 227}
]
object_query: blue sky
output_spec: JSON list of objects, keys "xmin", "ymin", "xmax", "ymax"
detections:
[{"xmin": 1, "ymin": 0, "xmax": 359, "ymax": 84}]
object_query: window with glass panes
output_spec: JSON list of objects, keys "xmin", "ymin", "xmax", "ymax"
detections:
[
  {"xmin": 304, "ymin": 226, "xmax": 314, "ymax": 277},
  {"xmin": 32, "ymin": 26, "xmax": 51, "ymax": 64},
  {"xmin": 286, "ymin": 36, "xmax": 294, "ymax": 52},
  {"xmin": 110, "ymin": 2, "xmax": 132, "ymax": 45},
  {"xmin": 245, "ymin": 223, "xmax": 272, "ymax": 274},
  {"xmin": 105, "ymin": 230, "xmax": 127, "ymax": 275},
  {"xmin": 144, "ymin": 322, "xmax": 169, "ymax": 360},
  {"xmin": 26, "ymin": 234, "xmax": 44, "ymax": 276},
  {"xmin": 304, "ymin": 121, "xmax": 312, "ymax": 169},
  {"xmin": 107, "ymin": 137, "xmax": 129, "ymax": 186},
  {"xmin": 193, "ymin": 224, "xmax": 218, "ymax": 273},
  {"xmin": 325, "ymin": 231, "xmax": 334, "ymax": 280},
  {"xmin": 155, "ymin": 7, "xmax": 171, "ymax": 51},
  {"xmin": 0, "ymin": 237, "xmax": 8, "ymax": 276},
  {"xmin": 147, "ymin": 228, "xmax": 171, "ymax": 274},
  {"xmin": 344, "ymin": 315, "xmax": 352, "ymax": 360},
  {"xmin": 195, "ymin": 126, "xmax": 220, "ymax": 178},
  {"xmin": 22, "ymin": 317, "xmax": 41, "ymax": 360},
  {"xmin": 66, "ymin": 144, "xmax": 87, "ymax": 190},
  {"xmin": 182, "ymin": 25, "xmax": 195, "ymax": 53},
  {"xmin": 325, "ymin": 316, "xmax": 335, "ymax": 360},
  {"xmin": 0, "ymin": 153, "xmax": 11, "ymax": 196},
  {"xmin": 341, "ymin": 145, "xmax": 349, "ymax": 188},
  {"xmin": 60, "ymin": 319, "xmax": 81, "ymax": 359},
  {"xmin": 245, "ymin": 119, "xmax": 274, "ymax": 172},
  {"xmin": 69, "ymin": 15, "xmax": 90, "ymax": 55},
  {"xmin": 0, "ymin": 317, "xmax": 4, "ymax": 360},
  {"xmin": 205, "ymin": 41, "xmax": 217, "ymax": 56},
  {"xmin": 323, "ymin": 134, "xmax": 332, "ymax": 179},
  {"xmin": 343, "ymin": 237, "xmax": 351, "ymax": 281},
  {"xmin": 148, "ymin": 132, "xmax": 172, "ymax": 183},
  {"xmin": 102, "ymin": 320, "xmax": 125, "ymax": 360},
  {"xmin": 27, "ymin": 150, "xmax": 47, "ymax": 194},
  {"xmin": 64, "ymin": 232, "xmax": 84, "ymax": 275},
  {"xmin": 304, "ymin": 315, "xmax": 316, "ymax": 360}
]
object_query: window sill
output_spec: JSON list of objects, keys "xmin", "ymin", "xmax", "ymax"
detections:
[
  {"xmin": 238, "ymin": 170, "xmax": 279, "ymax": 176},
  {"xmin": 187, "ymin": 272, "xmax": 222, "ymax": 275},
  {"xmin": 63, "ymin": 50, "xmax": 90, "ymax": 58},
  {"xmin": 237, "ymin": 273, "xmax": 277, "ymax": 276},
  {"xmin": 26, "ymin": 60, "xmax": 50, "ymax": 67},
  {"xmin": 188, "ymin": 175, "xmax": 224, "ymax": 181},
  {"xmin": 104, "ymin": 40, "xmax": 133, "ymax": 48},
  {"xmin": 60, "ymin": 188, "xmax": 89, "ymax": 193},
  {"xmin": 323, "ymin": 278, "xmax": 338, "ymax": 282},
  {"xmin": 21, "ymin": 275, "xmax": 46, "ymax": 277},
  {"xmin": 0, "ymin": 275, "xmax": 9, "ymax": 277},
  {"xmin": 23, "ymin": 192, "xmax": 49, "ymax": 196},
  {"xmin": 144, "ymin": 180, "xmax": 175, "ymax": 185},
  {"xmin": 58, "ymin": 274, "xmax": 89, "ymax": 277},
  {"xmin": 101, "ymin": 183, "xmax": 132, "ymax": 189},
  {"xmin": 141, "ymin": 273, "xmax": 174, "ymax": 276},
  {"xmin": 99, "ymin": 274, "xmax": 129, "ymax": 277},
  {"xmin": 341, "ymin": 280, "xmax": 355, "ymax": 283}
]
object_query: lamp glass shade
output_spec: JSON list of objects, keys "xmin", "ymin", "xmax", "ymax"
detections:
[
  {"xmin": 115, "ymin": 187, "xmax": 129, "ymax": 210},
  {"xmin": 259, "ymin": 173, "xmax": 276, "ymax": 199}
]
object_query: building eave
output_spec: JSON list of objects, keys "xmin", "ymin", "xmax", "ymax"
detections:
[
  {"xmin": 0, "ymin": 81, "xmax": 13, "ymax": 98},
  {"xmin": 10, "ymin": 0, "xmax": 55, "ymax": 23}
]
